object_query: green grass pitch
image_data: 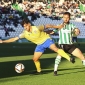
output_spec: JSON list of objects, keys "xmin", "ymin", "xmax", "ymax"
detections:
[{"xmin": 0, "ymin": 43, "xmax": 85, "ymax": 85}]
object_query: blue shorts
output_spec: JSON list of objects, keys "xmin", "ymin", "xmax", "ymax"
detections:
[{"xmin": 35, "ymin": 39, "xmax": 54, "ymax": 53}]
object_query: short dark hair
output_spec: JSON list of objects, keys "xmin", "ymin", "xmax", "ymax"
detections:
[
  {"xmin": 21, "ymin": 18, "xmax": 30, "ymax": 26},
  {"xmin": 63, "ymin": 12, "xmax": 71, "ymax": 18}
]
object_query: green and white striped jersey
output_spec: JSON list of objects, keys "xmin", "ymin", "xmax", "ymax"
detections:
[{"xmin": 58, "ymin": 23, "xmax": 76, "ymax": 44}]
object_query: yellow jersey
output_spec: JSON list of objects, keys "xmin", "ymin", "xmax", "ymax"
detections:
[{"xmin": 19, "ymin": 25, "xmax": 50, "ymax": 45}]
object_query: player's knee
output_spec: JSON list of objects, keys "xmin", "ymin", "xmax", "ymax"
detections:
[
  {"xmin": 33, "ymin": 57, "xmax": 38, "ymax": 62},
  {"xmin": 32, "ymin": 58, "xmax": 35, "ymax": 61}
]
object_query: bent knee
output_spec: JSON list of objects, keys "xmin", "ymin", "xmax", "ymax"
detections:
[{"xmin": 33, "ymin": 57, "xmax": 38, "ymax": 62}]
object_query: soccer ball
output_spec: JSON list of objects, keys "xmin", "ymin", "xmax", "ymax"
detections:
[
  {"xmin": 15, "ymin": 63, "xmax": 25, "ymax": 73},
  {"xmin": 73, "ymin": 28, "xmax": 80, "ymax": 36}
]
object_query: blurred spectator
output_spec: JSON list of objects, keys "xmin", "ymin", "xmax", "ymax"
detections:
[{"xmin": 4, "ymin": 25, "xmax": 10, "ymax": 37}]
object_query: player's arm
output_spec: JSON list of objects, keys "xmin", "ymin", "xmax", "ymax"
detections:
[
  {"xmin": 37, "ymin": 24, "xmax": 61, "ymax": 31},
  {"xmin": 0, "ymin": 32, "xmax": 25, "ymax": 43},
  {"xmin": 37, "ymin": 25, "xmax": 59, "ymax": 34},
  {"xmin": 45, "ymin": 30, "xmax": 54, "ymax": 34},
  {"xmin": 45, "ymin": 29, "xmax": 58, "ymax": 34},
  {"xmin": 0, "ymin": 37, "xmax": 19, "ymax": 43},
  {"xmin": 45, "ymin": 24, "xmax": 65, "ymax": 29}
]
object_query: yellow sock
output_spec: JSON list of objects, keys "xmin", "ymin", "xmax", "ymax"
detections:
[
  {"xmin": 34, "ymin": 60, "xmax": 41, "ymax": 72},
  {"xmin": 57, "ymin": 49, "xmax": 70, "ymax": 61}
]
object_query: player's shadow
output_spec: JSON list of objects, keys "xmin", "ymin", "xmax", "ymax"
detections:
[
  {"xmin": 0, "ymin": 57, "xmax": 55, "ymax": 79},
  {"xmin": 0, "ymin": 57, "xmax": 84, "ymax": 79},
  {"xmin": 0, "ymin": 57, "xmax": 85, "ymax": 80},
  {"xmin": 57, "ymin": 67, "xmax": 85, "ymax": 76}
]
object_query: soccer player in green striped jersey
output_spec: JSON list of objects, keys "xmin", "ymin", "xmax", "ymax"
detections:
[
  {"xmin": 46, "ymin": 12, "xmax": 85, "ymax": 76},
  {"xmin": 54, "ymin": 12, "xmax": 85, "ymax": 76}
]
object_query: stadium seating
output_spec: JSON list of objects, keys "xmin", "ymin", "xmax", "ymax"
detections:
[{"xmin": 0, "ymin": 16, "xmax": 85, "ymax": 40}]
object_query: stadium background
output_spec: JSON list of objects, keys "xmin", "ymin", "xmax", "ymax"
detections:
[
  {"xmin": 0, "ymin": 0, "xmax": 85, "ymax": 85},
  {"xmin": 0, "ymin": 0, "xmax": 85, "ymax": 42}
]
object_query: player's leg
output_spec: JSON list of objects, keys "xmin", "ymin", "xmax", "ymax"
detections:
[
  {"xmin": 64, "ymin": 44, "xmax": 85, "ymax": 65},
  {"xmin": 49, "ymin": 43, "xmax": 71, "ymax": 61},
  {"xmin": 54, "ymin": 54, "xmax": 61, "ymax": 76},
  {"xmin": 75, "ymin": 37, "xmax": 80, "ymax": 46},
  {"xmin": 54, "ymin": 44, "xmax": 62, "ymax": 76},
  {"xmin": 72, "ymin": 37, "xmax": 74, "ymax": 43},
  {"xmin": 75, "ymin": 37, "xmax": 77, "ymax": 43},
  {"xmin": 53, "ymin": 44, "xmax": 76, "ymax": 76},
  {"xmin": 33, "ymin": 52, "xmax": 43, "ymax": 73},
  {"xmin": 33, "ymin": 44, "xmax": 45, "ymax": 73},
  {"xmin": 71, "ymin": 48, "xmax": 85, "ymax": 65}
]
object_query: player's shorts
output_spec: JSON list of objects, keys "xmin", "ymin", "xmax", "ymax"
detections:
[
  {"xmin": 34, "ymin": 38, "xmax": 54, "ymax": 53},
  {"xmin": 58, "ymin": 44, "xmax": 76, "ymax": 54}
]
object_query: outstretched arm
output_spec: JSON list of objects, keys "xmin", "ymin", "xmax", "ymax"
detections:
[
  {"xmin": 45, "ymin": 30, "xmax": 54, "ymax": 34},
  {"xmin": 45, "ymin": 24, "xmax": 65, "ymax": 29},
  {"xmin": 37, "ymin": 24, "xmax": 64, "ymax": 32},
  {"xmin": 0, "ymin": 37, "xmax": 19, "ymax": 43}
]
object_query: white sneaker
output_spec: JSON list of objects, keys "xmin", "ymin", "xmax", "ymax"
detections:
[{"xmin": 82, "ymin": 60, "xmax": 85, "ymax": 66}]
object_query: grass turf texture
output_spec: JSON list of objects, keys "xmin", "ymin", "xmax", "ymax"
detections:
[{"xmin": 0, "ymin": 43, "xmax": 85, "ymax": 85}]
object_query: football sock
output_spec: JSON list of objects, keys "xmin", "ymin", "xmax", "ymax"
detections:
[
  {"xmin": 54, "ymin": 55, "xmax": 61, "ymax": 71},
  {"xmin": 57, "ymin": 49, "xmax": 70, "ymax": 61},
  {"xmin": 34, "ymin": 60, "xmax": 41, "ymax": 72}
]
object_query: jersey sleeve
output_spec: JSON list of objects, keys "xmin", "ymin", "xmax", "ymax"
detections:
[
  {"xmin": 71, "ymin": 24, "xmax": 77, "ymax": 31},
  {"xmin": 18, "ymin": 32, "xmax": 25, "ymax": 38},
  {"xmin": 53, "ymin": 29, "xmax": 58, "ymax": 33},
  {"xmin": 37, "ymin": 25, "xmax": 45, "ymax": 31},
  {"xmin": 71, "ymin": 24, "xmax": 78, "ymax": 35}
]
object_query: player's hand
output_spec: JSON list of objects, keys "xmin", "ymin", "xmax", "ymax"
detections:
[
  {"xmin": 50, "ymin": 31, "xmax": 54, "ymax": 34},
  {"xmin": 0, "ymin": 40, "xmax": 3, "ymax": 43}
]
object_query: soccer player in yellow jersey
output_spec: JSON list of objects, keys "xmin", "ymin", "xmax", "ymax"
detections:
[{"xmin": 0, "ymin": 19, "xmax": 74, "ymax": 74}]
